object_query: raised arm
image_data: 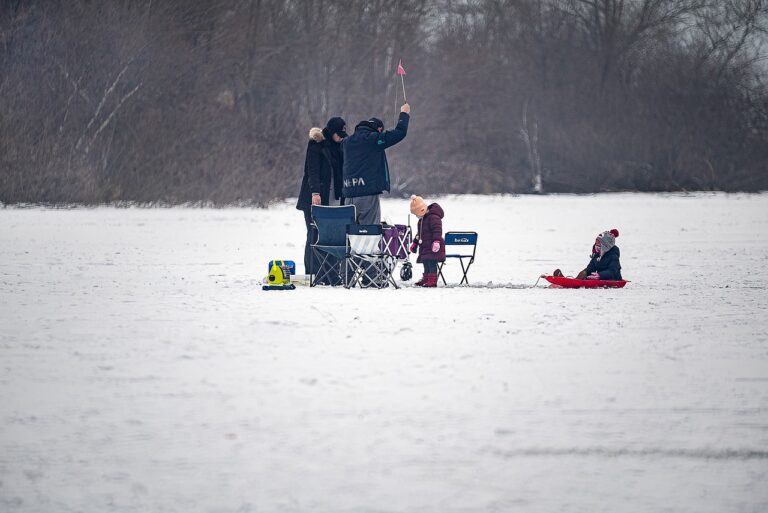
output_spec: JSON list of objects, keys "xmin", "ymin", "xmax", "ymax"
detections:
[{"xmin": 378, "ymin": 106, "xmax": 410, "ymax": 149}]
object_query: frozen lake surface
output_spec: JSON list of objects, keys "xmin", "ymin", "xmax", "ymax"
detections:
[{"xmin": 1, "ymin": 193, "xmax": 767, "ymax": 513}]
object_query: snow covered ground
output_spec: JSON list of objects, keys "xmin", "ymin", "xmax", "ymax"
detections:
[{"xmin": 1, "ymin": 193, "xmax": 767, "ymax": 513}]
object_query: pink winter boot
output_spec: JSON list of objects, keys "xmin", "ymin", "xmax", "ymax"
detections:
[{"xmin": 422, "ymin": 273, "xmax": 438, "ymax": 288}]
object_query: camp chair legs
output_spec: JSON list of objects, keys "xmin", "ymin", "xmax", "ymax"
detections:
[
  {"xmin": 438, "ymin": 257, "xmax": 473, "ymax": 286},
  {"xmin": 345, "ymin": 255, "xmax": 398, "ymax": 289},
  {"xmin": 310, "ymin": 248, "xmax": 345, "ymax": 286}
]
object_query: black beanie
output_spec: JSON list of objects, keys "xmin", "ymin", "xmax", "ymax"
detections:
[
  {"xmin": 323, "ymin": 117, "xmax": 347, "ymax": 139},
  {"xmin": 355, "ymin": 117, "xmax": 384, "ymax": 132}
]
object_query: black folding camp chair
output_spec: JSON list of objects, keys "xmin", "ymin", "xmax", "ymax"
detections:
[
  {"xmin": 438, "ymin": 231, "xmax": 478, "ymax": 285},
  {"xmin": 310, "ymin": 205, "xmax": 356, "ymax": 287}
]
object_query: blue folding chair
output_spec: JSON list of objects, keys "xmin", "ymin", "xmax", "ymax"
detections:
[
  {"xmin": 438, "ymin": 231, "xmax": 478, "ymax": 285},
  {"xmin": 310, "ymin": 205, "xmax": 356, "ymax": 287}
]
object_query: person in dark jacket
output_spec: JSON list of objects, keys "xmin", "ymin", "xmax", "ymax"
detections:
[
  {"xmin": 296, "ymin": 117, "xmax": 347, "ymax": 276},
  {"xmin": 409, "ymin": 195, "xmax": 445, "ymax": 287},
  {"xmin": 576, "ymin": 229, "xmax": 623, "ymax": 280},
  {"xmin": 342, "ymin": 103, "xmax": 410, "ymax": 224}
]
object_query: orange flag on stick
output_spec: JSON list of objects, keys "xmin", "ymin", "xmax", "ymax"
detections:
[{"xmin": 397, "ymin": 59, "xmax": 407, "ymax": 102}]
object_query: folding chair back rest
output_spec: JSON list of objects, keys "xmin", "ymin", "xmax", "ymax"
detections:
[
  {"xmin": 445, "ymin": 231, "xmax": 478, "ymax": 258},
  {"xmin": 347, "ymin": 224, "xmax": 383, "ymax": 255},
  {"xmin": 312, "ymin": 205, "xmax": 356, "ymax": 246}
]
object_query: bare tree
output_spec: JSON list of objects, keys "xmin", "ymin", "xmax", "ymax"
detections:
[{"xmin": 0, "ymin": 0, "xmax": 766, "ymax": 204}]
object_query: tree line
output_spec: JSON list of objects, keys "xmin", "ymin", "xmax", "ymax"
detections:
[{"xmin": 1, "ymin": 0, "xmax": 767, "ymax": 204}]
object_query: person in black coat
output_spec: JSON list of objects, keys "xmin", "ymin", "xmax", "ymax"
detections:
[
  {"xmin": 296, "ymin": 117, "xmax": 347, "ymax": 275},
  {"xmin": 576, "ymin": 229, "xmax": 623, "ymax": 280}
]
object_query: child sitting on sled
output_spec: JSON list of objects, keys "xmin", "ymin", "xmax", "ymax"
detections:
[
  {"xmin": 551, "ymin": 229, "xmax": 623, "ymax": 281},
  {"xmin": 409, "ymin": 195, "xmax": 445, "ymax": 287}
]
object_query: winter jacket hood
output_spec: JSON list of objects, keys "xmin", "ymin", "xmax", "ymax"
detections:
[
  {"xmin": 424, "ymin": 202, "xmax": 444, "ymax": 220},
  {"xmin": 309, "ymin": 127, "xmax": 324, "ymax": 143}
]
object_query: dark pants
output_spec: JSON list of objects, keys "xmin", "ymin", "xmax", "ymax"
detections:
[
  {"xmin": 303, "ymin": 209, "xmax": 318, "ymax": 275},
  {"xmin": 423, "ymin": 260, "xmax": 438, "ymax": 274}
]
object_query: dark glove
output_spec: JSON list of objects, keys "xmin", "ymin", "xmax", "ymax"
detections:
[{"xmin": 410, "ymin": 241, "xmax": 418, "ymax": 253}]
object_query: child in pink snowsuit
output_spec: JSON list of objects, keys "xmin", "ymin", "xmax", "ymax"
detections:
[{"xmin": 409, "ymin": 195, "xmax": 446, "ymax": 287}]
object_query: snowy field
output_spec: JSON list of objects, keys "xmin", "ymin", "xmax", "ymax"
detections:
[{"xmin": 1, "ymin": 193, "xmax": 767, "ymax": 513}]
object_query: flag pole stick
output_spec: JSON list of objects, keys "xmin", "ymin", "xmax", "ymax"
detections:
[
  {"xmin": 400, "ymin": 74, "xmax": 407, "ymax": 103},
  {"xmin": 394, "ymin": 77, "xmax": 399, "ymax": 127}
]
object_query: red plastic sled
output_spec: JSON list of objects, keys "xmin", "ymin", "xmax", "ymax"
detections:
[{"xmin": 544, "ymin": 275, "xmax": 628, "ymax": 289}]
